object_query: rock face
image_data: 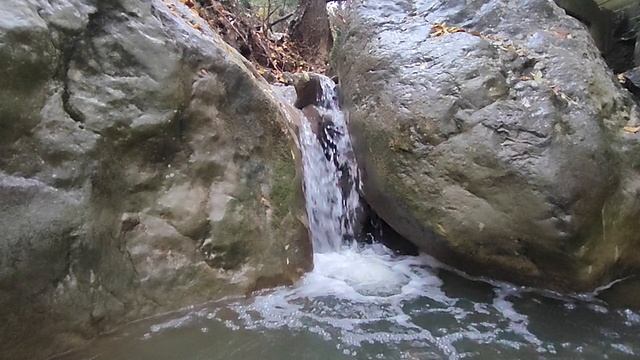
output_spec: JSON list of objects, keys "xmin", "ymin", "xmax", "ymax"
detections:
[
  {"xmin": 334, "ymin": 0, "xmax": 640, "ymax": 302},
  {"xmin": 0, "ymin": 0, "xmax": 311, "ymax": 359}
]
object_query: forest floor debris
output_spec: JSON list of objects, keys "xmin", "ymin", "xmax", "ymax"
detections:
[{"xmin": 176, "ymin": 0, "xmax": 326, "ymax": 83}]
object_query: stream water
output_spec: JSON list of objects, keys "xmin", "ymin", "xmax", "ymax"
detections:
[{"xmin": 57, "ymin": 77, "xmax": 640, "ymax": 360}]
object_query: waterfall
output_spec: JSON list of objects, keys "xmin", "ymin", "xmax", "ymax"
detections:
[
  {"xmin": 93, "ymin": 78, "xmax": 634, "ymax": 360},
  {"xmin": 298, "ymin": 75, "xmax": 361, "ymax": 253}
]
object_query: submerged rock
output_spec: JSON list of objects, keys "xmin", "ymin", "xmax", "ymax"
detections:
[
  {"xmin": 0, "ymin": 0, "xmax": 311, "ymax": 359},
  {"xmin": 334, "ymin": 0, "xmax": 640, "ymax": 305}
]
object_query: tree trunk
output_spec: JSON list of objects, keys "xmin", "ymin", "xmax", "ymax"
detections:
[{"xmin": 289, "ymin": 0, "xmax": 333, "ymax": 61}]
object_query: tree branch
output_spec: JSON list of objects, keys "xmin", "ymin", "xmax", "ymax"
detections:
[{"xmin": 269, "ymin": 12, "xmax": 294, "ymax": 28}]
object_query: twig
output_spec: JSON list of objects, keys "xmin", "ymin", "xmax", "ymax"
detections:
[{"xmin": 270, "ymin": 12, "xmax": 294, "ymax": 28}]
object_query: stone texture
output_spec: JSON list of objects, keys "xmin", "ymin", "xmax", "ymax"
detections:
[
  {"xmin": 333, "ymin": 0, "xmax": 640, "ymax": 304},
  {"xmin": 0, "ymin": 0, "xmax": 311, "ymax": 359}
]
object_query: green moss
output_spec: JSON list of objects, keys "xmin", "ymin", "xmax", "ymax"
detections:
[
  {"xmin": 206, "ymin": 240, "xmax": 251, "ymax": 270},
  {"xmin": 209, "ymin": 201, "xmax": 258, "ymax": 270},
  {"xmin": 270, "ymin": 145, "xmax": 296, "ymax": 222}
]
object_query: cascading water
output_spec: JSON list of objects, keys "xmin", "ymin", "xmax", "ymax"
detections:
[
  {"xmin": 298, "ymin": 75, "xmax": 361, "ymax": 252},
  {"xmin": 59, "ymin": 77, "xmax": 640, "ymax": 360}
]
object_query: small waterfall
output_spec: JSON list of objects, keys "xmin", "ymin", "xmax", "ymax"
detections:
[
  {"xmin": 299, "ymin": 75, "xmax": 361, "ymax": 253},
  {"xmin": 87, "ymin": 80, "xmax": 640, "ymax": 359}
]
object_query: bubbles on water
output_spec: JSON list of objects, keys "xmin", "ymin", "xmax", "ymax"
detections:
[
  {"xmin": 211, "ymin": 245, "xmax": 477, "ymax": 358},
  {"xmin": 492, "ymin": 286, "xmax": 543, "ymax": 349},
  {"xmin": 623, "ymin": 309, "xmax": 640, "ymax": 326},
  {"xmin": 612, "ymin": 343, "xmax": 635, "ymax": 355},
  {"xmin": 149, "ymin": 314, "xmax": 193, "ymax": 333}
]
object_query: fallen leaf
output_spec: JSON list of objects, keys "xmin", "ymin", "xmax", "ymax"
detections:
[
  {"xmin": 532, "ymin": 70, "xmax": 543, "ymax": 83},
  {"xmin": 624, "ymin": 126, "xmax": 640, "ymax": 134},
  {"xmin": 260, "ymin": 196, "xmax": 272, "ymax": 208},
  {"xmin": 430, "ymin": 23, "xmax": 465, "ymax": 37},
  {"xmin": 551, "ymin": 30, "xmax": 571, "ymax": 39}
]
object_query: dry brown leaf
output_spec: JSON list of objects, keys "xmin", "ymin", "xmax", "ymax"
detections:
[
  {"xmin": 260, "ymin": 196, "xmax": 272, "ymax": 208},
  {"xmin": 532, "ymin": 70, "xmax": 544, "ymax": 83},
  {"xmin": 430, "ymin": 23, "xmax": 465, "ymax": 37},
  {"xmin": 624, "ymin": 126, "xmax": 640, "ymax": 134},
  {"xmin": 551, "ymin": 30, "xmax": 571, "ymax": 39}
]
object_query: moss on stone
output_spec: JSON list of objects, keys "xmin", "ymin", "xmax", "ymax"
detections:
[
  {"xmin": 270, "ymin": 148, "xmax": 296, "ymax": 222},
  {"xmin": 209, "ymin": 201, "xmax": 257, "ymax": 270}
]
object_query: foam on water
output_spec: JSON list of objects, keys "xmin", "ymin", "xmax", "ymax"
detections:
[
  {"xmin": 95, "ymin": 243, "xmax": 637, "ymax": 360},
  {"xmin": 198, "ymin": 244, "xmax": 637, "ymax": 359},
  {"xmin": 220, "ymin": 244, "xmax": 452, "ymax": 352}
]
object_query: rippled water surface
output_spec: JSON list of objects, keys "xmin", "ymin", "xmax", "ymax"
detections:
[{"xmin": 59, "ymin": 244, "xmax": 640, "ymax": 360}]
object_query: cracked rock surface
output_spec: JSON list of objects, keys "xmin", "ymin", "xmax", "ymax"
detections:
[{"xmin": 0, "ymin": 0, "xmax": 311, "ymax": 358}]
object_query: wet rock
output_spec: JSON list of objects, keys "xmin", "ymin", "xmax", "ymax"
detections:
[
  {"xmin": 636, "ymin": 36, "xmax": 640, "ymax": 66},
  {"xmin": 334, "ymin": 0, "xmax": 640, "ymax": 305},
  {"xmin": 0, "ymin": 0, "xmax": 311, "ymax": 359}
]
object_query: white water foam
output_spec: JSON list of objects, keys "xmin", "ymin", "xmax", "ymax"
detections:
[
  {"xmin": 213, "ymin": 243, "xmax": 580, "ymax": 359},
  {"xmin": 224, "ymin": 244, "xmax": 458, "ymax": 355}
]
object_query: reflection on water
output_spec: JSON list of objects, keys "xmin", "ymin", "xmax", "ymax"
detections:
[{"xmin": 58, "ymin": 243, "xmax": 640, "ymax": 360}]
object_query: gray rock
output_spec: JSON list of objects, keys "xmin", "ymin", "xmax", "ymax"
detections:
[
  {"xmin": 0, "ymin": 0, "xmax": 311, "ymax": 359},
  {"xmin": 334, "ymin": 0, "xmax": 640, "ymax": 304},
  {"xmin": 636, "ymin": 35, "xmax": 640, "ymax": 66}
]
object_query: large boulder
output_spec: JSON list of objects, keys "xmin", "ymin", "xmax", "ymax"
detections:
[
  {"xmin": 0, "ymin": 0, "xmax": 311, "ymax": 359},
  {"xmin": 334, "ymin": 0, "xmax": 640, "ymax": 303}
]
